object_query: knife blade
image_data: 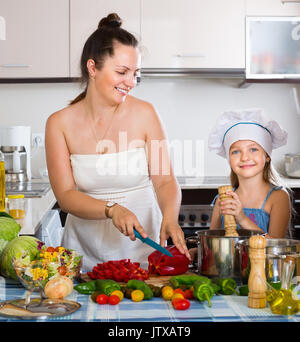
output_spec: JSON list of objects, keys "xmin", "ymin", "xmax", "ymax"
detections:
[{"xmin": 133, "ymin": 228, "xmax": 173, "ymax": 257}]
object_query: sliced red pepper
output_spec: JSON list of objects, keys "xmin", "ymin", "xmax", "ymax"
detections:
[{"xmin": 148, "ymin": 245, "xmax": 190, "ymax": 276}]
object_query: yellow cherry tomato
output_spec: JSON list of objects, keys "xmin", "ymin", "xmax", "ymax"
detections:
[
  {"xmin": 162, "ymin": 286, "xmax": 174, "ymax": 301},
  {"xmin": 110, "ymin": 290, "xmax": 124, "ymax": 301},
  {"xmin": 131, "ymin": 289, "xmax": 144, "ymax": 302},
  {"xmin": 171, "ymin": 293, "xmax": 185, "ymax": 301}
]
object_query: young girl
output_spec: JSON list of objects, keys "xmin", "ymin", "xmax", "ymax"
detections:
[
  {"xmin": 208, "ymin": 108, "xmax": 290, "ymax": 238},
  {"xmin": 189, "ymin": 109, "xmax": 290, "ymax": 261}
]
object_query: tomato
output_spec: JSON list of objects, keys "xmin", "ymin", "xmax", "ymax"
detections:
[
  {"xmin": 131, "ymin": 290, "xmax": 144, "ymax": 302},
  {"xmin": 110, "ymin": 290, "xmax": 124, "ymax": 301},
  {"xmin": 174, "ymin": 288, "xmax": 186, "ymax": 297},
  {"xmin": 58, "ymin": 266, "xmax": 67, "ymax": 275},
  {"xmin": 184, "ymin": 289, "xmax": 194, "ymax": 299},
  {"xmin": 108, "ymin": 295, "xmax": 120, "ymax": 305},
  {"xmin": 171, "ymin": 293, "xmax": 185, "ymax": 301},
  {"xmin": 162, "ymin": 286, "xmax": 174, "ymax": 301},
  {"xmin": 172, "ymin": 298, "xmax": 191, "ymax": 310},
  {"xmin": 96, "ymin": 294, "xmax": 109, "ymax": 305},
  {"xmin": 46, "ymin": 246, "xmax": 55, "ymax": 253}
]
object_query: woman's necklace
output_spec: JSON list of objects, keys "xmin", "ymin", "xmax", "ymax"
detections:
[{"xmin": 87, "ymin": 105, "xmax": 119, "ymax": 154}]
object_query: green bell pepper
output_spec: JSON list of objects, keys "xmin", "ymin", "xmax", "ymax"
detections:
[
  {"xmin": 212, "ymin": 277, "xmax": 239, "ymax": 295},
  {"xmin": 126, "ymin": 279, "xmax": 153, "ymax": 300},
  {"xmin": 193, "ymin": 280, "xmax": 215, "ymax": 307},
  {"xmin": 238, "ymin": 285, "xmax": 249, "ymax": 296},
  {"xmin": 95, "ymin": 279, "xmax": 121, "ymax": 296},
  {"xmin": 169, "ymin": 274, "xmax": 211, "ymax": 288},
  {"xmin": 74, "ymin": 280, "xmax": 97, "ymax": 295}
]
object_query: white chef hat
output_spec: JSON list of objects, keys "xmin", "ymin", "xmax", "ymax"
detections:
[{"xmin": 208, "ymin": 108, "xmax": 288, "ymax": 159}]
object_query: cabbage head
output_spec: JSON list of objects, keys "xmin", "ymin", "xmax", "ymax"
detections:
[
  {"xmin": 0, "ymin": 235, "xmax": 40, "ymax": 280},
  {"xmin": 0, "ymin": 217, "xmax": 21, "ymax": 255}
]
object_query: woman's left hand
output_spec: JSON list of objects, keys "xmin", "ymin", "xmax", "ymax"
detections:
[
  {"xmin": 220, "ymin": 191, "xmax": 246, "ymax": 224},
  {"xmin": 160, "ymin": 220, "xmax": 191, "ymax": 261}
]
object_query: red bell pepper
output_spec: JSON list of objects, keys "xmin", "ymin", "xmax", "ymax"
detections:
[
  {"xmin": 148, "ymin": 245, "xmax": 190, "ymax": 276},
  {"xmin": 87, "ymin": 259, "xmax": 149, "ymax": 282}
]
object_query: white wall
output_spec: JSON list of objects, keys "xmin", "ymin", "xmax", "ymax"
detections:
[{"xmin": 0, "ymin": 79, "xmax": 299, "ymax": 177}]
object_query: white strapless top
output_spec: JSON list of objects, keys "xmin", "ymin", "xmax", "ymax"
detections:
[{"xmin": 62, "ymin": 148, "xmax": 162, "ymax": 271}]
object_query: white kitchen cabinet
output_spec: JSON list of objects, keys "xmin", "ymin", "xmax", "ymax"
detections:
[
  {"xmin": 140, "ymin": 0, "xmax": 245, "ymax": 69},
  {"xmin": 246, "ymin": 0, "xmax": 300, "ymax": 16},
  {"xmin": 70, "ymin": 0, "xmax": 141, "ymax": 78},
  {"xmin": 0, "ymin": 0, "xmax": 69, "ymax": 78}
]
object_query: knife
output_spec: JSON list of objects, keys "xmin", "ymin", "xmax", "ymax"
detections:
[{"xmin": 133, "ymin": 228, "xmax": 173, "ymax": 257}]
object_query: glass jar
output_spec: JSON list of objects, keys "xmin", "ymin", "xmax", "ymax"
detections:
[{"xmin": 7, "ymin": 194, "xmax": 25, "ymax": 219}]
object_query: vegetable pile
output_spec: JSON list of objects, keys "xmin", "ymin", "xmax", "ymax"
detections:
[{"xmin": 87, "ymin": 259, "xmax": 149, "ymax": 282}]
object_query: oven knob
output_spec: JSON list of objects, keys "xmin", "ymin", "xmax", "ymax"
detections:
[
  {"xmin": 201, "ymin": 214, "xmax": 209, "ymax": 222},
  {"xmin": 178, "ymin": 214, "xmax": 185, "ymax": 222},
  {"xmin": 189, "ymin": 214, "xmax": 196, "ymax": 222}
]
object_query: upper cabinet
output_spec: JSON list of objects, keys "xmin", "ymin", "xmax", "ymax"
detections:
[
  {"xmin": 70, "ymin": 0, "xmax": 141, "ymax": 78},
  {"xmin": 140, "ymin": 0, "xmax": 246, "ymax": 69},
  {"xmin": 0, "ymin": 0, "xmax": 69, "ymax": 78},
  {"xmin": 246, "ymin": 0, "xmax": 300, "ymax": 16}
]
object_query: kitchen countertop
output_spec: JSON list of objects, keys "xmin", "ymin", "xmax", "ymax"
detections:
[
  {"xmin": 0, "ymin": 277, "xmax": 299, "ymax": 322},
  {"xmin": 16, "ymin": 189, "xmax": 56, "ymax": 235}
]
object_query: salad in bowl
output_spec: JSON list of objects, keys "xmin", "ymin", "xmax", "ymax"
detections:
[{"xmin": 13, "ymin": 241, "xmax": 82, "ymax": 292}]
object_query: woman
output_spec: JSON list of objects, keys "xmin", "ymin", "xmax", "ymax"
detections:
[{"xmin": 45, "ymin": 13, "xmax": 190, "ymax": 271}]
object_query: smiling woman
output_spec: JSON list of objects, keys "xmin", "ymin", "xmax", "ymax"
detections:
[{"xmin": 45, "ymin": 13, "xmax": 190, "ymax": 271}]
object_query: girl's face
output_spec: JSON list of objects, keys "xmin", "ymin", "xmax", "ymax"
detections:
[
  {"xmin": 88, "ymin": 43, "xmax": 141, "ymax": 105},
  {"xmin": 229, "ymin": 140, "xmax": 270, "ymax": 179}
]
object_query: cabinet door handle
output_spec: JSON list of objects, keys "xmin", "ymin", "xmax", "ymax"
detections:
[
  {"xmin": 0, "ymin": 64, "xmax": 30, "ymax": 68},
  {"xmin": 174, "ymin": 54, "xmax": 206, "ymax": 58},
  {"xmin": 295, "ymin": 199, "xmax": 300, "ymax": 204}
]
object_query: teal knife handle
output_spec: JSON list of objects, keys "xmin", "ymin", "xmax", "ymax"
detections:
[{"xmin": 133, "ymin": 228, "xmax": 145, "ymax": 242}]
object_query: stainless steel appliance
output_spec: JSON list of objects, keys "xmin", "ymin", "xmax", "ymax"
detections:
[{"xmin": 0, "ymin": 126, "xmax": 31, "ymax": 181}]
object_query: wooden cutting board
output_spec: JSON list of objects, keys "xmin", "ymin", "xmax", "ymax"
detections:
[{"xmin": 80, "ymin": 271, "xmax": 196, "ymax": 287}]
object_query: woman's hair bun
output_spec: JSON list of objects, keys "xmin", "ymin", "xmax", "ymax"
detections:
[{"xmin": 98, "ymin": 13, "xmax": 122, "ymax": 29}]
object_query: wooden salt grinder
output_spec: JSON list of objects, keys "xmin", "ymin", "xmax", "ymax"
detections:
[
  {"xmin": 218, "ymin": 185, "xmax": 238, "ymax": 237},
  {"xmin": 248, "ymin": 235, "xmax": 267, "ymax": 308}
]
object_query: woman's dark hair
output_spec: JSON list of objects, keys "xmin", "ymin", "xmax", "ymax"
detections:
[{"xmin": 70, "ymin": 13, "xmax": 138, "ymax": 105}]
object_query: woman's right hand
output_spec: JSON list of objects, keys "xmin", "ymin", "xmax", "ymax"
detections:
[{"xmin": 109, "ymin": 205, "xmax": 148, "ymax": 241}]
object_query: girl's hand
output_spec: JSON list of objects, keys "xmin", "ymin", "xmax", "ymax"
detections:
[
  {"xmin": 109, "ymin": 205, "xmax": 148, "ymax": 241},
  {"xmin": 220, "ymin": 191, "xmax": 246, "ymax": 224},
  {"xmin": 160, "ymin": 220, "xmax": 191, "ymax": 261}
]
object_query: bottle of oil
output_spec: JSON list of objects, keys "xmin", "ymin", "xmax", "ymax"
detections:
[
  {"xmin": 267, "ymin": 256, "xmax": 299, "ymax": 315},
  {"xmin": 0, "ymin": 150, "xmax": 5, "ymax": 212}
]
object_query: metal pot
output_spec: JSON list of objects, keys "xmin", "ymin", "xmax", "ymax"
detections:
[
  {"xmin": 285, "ymin": 153, "xmax": 300, "ymax": 178},
  {"xmin": 187, "ymin": 229, "xmax": 262, "ymax": 279},
  {"xmin": 238, "ymin": 238, "xmax": 300, "ymax": 284}
]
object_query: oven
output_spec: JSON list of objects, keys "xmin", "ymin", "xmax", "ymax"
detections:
[{"xmin": 175, "ymin": 177, "xmax": 229, "ymax": 246}]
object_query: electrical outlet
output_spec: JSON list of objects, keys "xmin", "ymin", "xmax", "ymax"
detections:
[{"xmin": 32, "ymin": 133, "xmax": 44, "ymax": 147}]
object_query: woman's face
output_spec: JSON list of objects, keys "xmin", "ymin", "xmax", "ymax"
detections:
[
  {"xmin": 88, "ymin": 43, "xmax": 141, "ymax": 105},
  {"xmin": 229, "ymin": 140, "xmax": 269, "ymax": 179}
]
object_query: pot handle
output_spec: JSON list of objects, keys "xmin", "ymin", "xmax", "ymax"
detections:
[{"xmin": 186, "ymin": 235, "xmax": 197, "ymax": 245}]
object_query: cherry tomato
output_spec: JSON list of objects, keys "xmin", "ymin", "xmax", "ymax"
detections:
[
  {"xmin": 96, "ymin": 294, "xmax": 109, "ymax": 305},
  {"xmin": 46, "ymin": 246, "xmax": 55, "ymax": 253},
  {"xmin": 172, "ymin": 298, "xmax": 191, "ymax": 310},
  {"xmin": 108, "ymin": 295, "xmax": 120, "ymax": 305},
  {"xmin": 58, "ymin": 266, "xmax": 67, "ymax": 275},
  {"xmin": 174, "ymin": 288, "xmax": 186, "ymax": 297},
  {"xmin": 184, "ymin": 289, "xmax": 194, "ymax": 299}
]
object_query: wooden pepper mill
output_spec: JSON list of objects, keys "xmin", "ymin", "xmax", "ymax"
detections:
[
  {"xmin": 218, "ymin": 185, "xmax": 238, "ymax": 237},
  {"xmin": 248, "ymin": 235, "xmax": 267, "ymax": 308}
]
